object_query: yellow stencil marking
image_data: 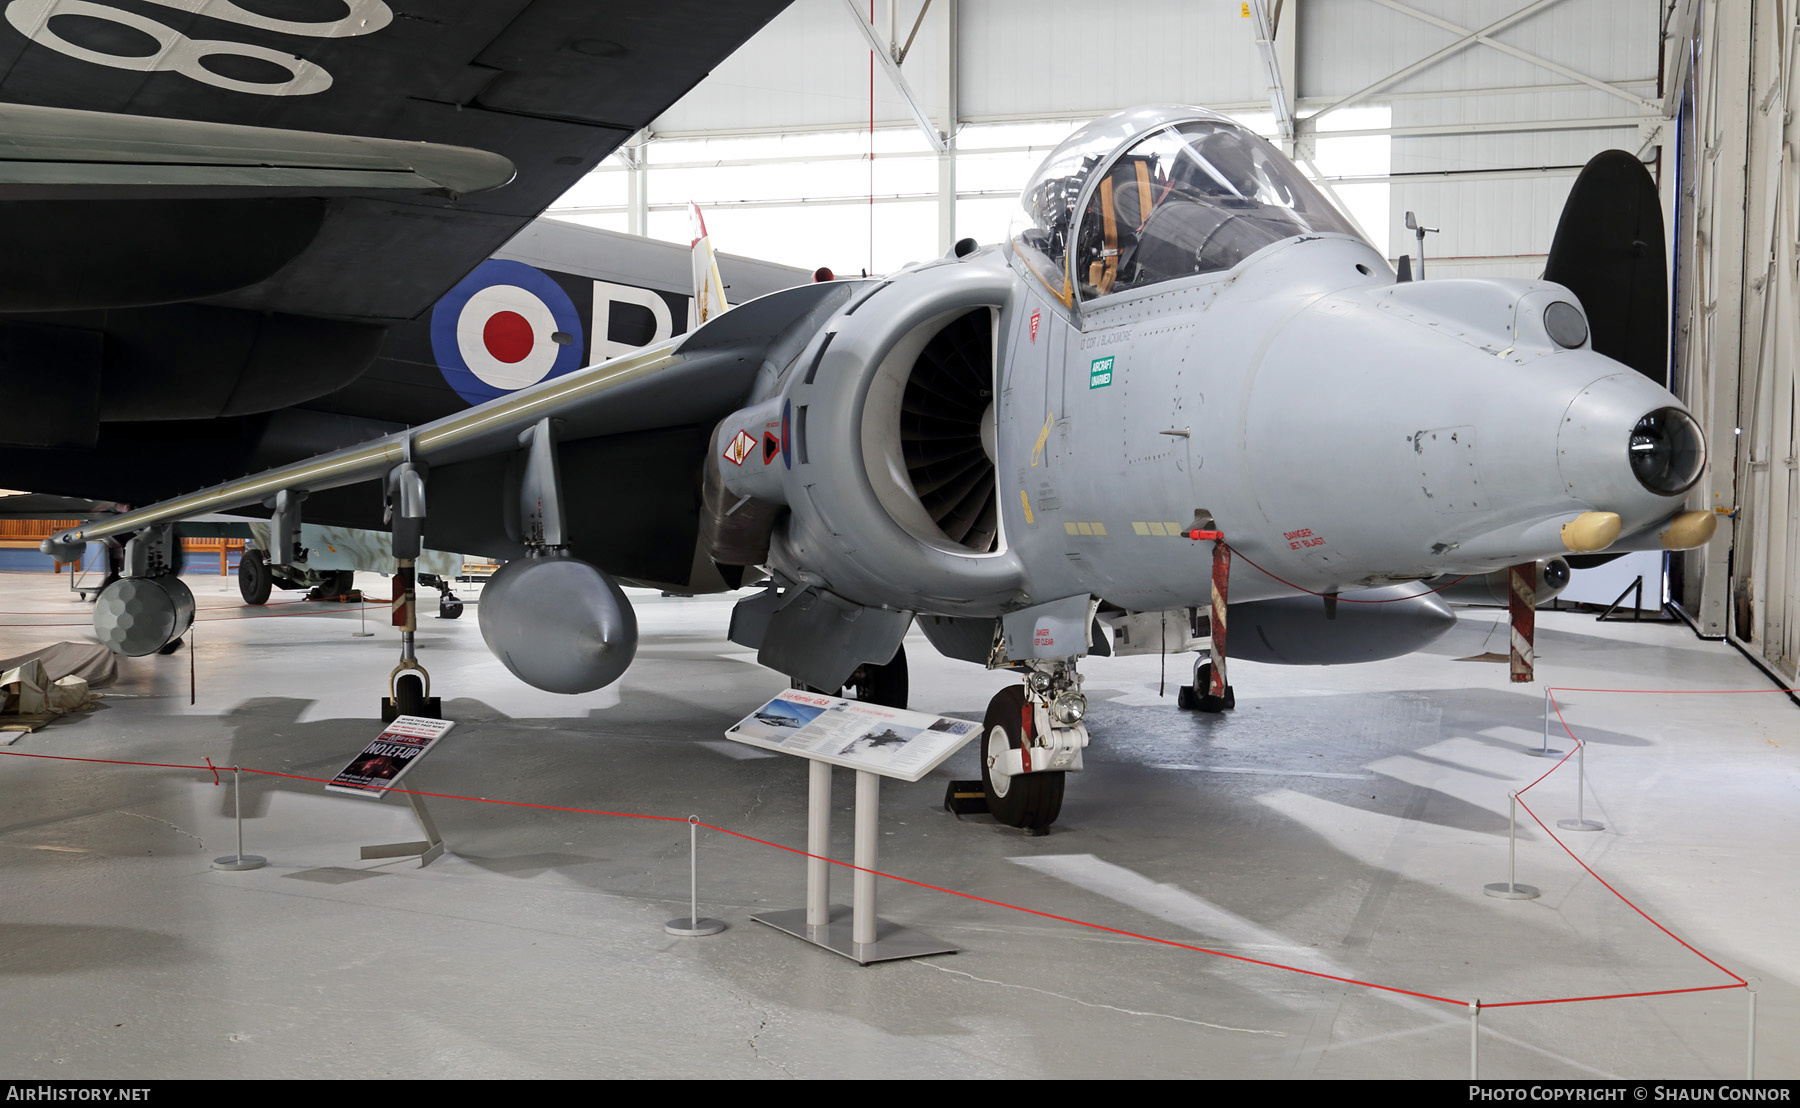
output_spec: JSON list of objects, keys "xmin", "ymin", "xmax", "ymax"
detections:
[
  {"xmin": 1147, "ymin": 522, "xmax": 1168, "ymax": 536},
  {"xmin": 1030, "ymin": 412, "xmax": 1054, "ymax": 466},
  {"xmin": 1132, "ymin": 522, "xmax": 1150, "ymax": 536},
  {"xmin": 1077, "ymin": 522, "xmax": 1095, "ymax": 536},
  {"xmin": 1020, "ymin": 490, "xmax": 1034, "ymax": 524},
  {"xmin": 1064, "ymin": 522, "xmax": 1080, "ymax": 535}
]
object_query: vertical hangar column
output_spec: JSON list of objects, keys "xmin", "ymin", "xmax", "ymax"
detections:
[{"xmin": 1670, "ymin": 0, "xmax": 1751, "ymax": 636}]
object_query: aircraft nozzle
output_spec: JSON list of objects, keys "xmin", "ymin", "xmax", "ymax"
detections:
[
  {"xmin": 1659, "ymin": 510, "xmax": 1718, "ymax": 551},
  {"xmin": 1560, "ymin": 511, "xmax": 1622, "ymax": 553}
]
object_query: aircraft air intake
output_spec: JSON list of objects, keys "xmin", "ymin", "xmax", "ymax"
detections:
[{"xmin": 900, "ymin": 308, "xmax": 998, "ymax": 553}]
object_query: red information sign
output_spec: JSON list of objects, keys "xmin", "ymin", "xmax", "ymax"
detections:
[{"xmin": 325, "ymin": 716, "xmax": 454, "ymax": 798}]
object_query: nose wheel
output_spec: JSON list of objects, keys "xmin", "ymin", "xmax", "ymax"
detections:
[{"xmin": 979, "ymin": 685, "xmax": 1063, "ymax": 833}]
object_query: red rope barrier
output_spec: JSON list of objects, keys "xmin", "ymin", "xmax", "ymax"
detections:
[
  {"xmin": 0, "ymin": 729, "xmax": 1752, "ymax": 1010},
  {"xmin": 1514, "ymin": 688, "xmax": 1753, "ymax": 987},
  {"xmin": 1482, "ymin": 983, "xmax": 1746, "ymax": 1009}
]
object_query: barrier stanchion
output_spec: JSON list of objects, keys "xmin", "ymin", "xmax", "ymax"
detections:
[
  {"xmin": 1483, "ymin": 792, "xmax": 1540, "ymax": 900},
  {"xmin": 1469, "ymin": 999, "xmax": 1480, "ymax": 1078},
  {"xmin": 211, "ymin": 767, "xmax": 266, "ymax": 871},
  {"xmin": 664, "ymin": 815, "xmax": 725, "ymax": 937},
  {"xmin": 1556, "ymin": 737, "xmax": 1603, "ymax": 832},
  {"xmin": 1746, "ymin": 978, "xmax": 1759, "ymax": 1078},
  {"xmin": 1534, "ymin": 686, "xmax": 1563, "ymax": 758}
]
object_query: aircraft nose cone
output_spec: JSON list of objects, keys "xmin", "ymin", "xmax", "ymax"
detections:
[
  {"xmin": 1626, "ymin": 406, "xmax": 1706, "ymax": 496},
  {"xmin": 1558, "ymin": 372, "xmax": 1706, "ymax": 532}
]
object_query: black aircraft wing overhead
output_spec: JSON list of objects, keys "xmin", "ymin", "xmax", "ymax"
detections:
[
  {"xmin": 46, "ymin": 277, "xmax": 860, "ymax": 592},
  {"xmin": 0, "ymin": 0, "xmax": 792, "ymax": 445}
]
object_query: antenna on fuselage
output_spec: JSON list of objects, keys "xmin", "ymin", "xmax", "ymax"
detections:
[{"xmin": 1404, "ymin": 211, "xmax": 1438, "ymax": 279}]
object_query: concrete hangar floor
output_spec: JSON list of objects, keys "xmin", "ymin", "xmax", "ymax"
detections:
[{"xmin": 0, "ymin": 570, "xmax": 1793, "ymax": 1081}]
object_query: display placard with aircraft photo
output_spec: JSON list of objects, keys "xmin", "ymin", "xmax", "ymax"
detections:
[{"xmin": 726, "ymin": 690, "xmax": 981, "ymax": 782}]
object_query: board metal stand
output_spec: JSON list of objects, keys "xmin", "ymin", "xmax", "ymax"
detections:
[
  {"xmin": 360, "ymin": 788, "xmax": 446, "ymax": 868},
  {"xmin": 753, "ymin": 760, "xmax": 956, "ymax": 965}
]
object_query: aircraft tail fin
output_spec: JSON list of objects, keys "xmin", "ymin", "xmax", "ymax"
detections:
[
  {"xmin": 690, "ymin": 202, "xmax": 728, "ymax": 326},
  {"xmin": 1543, "ymin": 150, "xmax": 1667, "ymax": 387}
]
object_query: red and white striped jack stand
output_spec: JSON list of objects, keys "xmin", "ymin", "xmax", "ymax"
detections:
[
  {"xmin": 1507, "ymin": 561, "xmax": 1535, "ymax": 684},
  {"xmin": 1186, "ymin": 528, "xmax": 1236, "ymax": 711}
]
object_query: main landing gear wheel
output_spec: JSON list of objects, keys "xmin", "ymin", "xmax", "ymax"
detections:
[
  {"xmin": 793, "ymin": 646, "xmax": 909, "ymax": 709},
  {"xmin": 1177, "ymin": 660, "xmax": 1236, "ymax": 712},
  {"xmin": 846, "ymin": 645, "xmax": 908, "ymax": 708},
  {"xmin": 980, "ymin": 685, "xmax": 1063, "ymax": 834},
  {"xmin": 238, "ymin": 549, "xmax": 272, "ymax": 606},
  {"xmin": 308, "ymin": 570, "xmax": 356, "ymax": 600}
]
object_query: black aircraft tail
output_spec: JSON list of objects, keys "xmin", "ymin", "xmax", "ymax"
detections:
[
  {"xmin": 1546, "ymin": 150, "xmax": 1671, "ymax": 571},
  {"xmin": 1543, "ymin": 149, "xmax": 1668, "ymax": 387}
]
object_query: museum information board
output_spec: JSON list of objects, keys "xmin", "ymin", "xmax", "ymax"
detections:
[{"xmin": 725, "ymin": 689, "xmax": 981, "ymax": 782}]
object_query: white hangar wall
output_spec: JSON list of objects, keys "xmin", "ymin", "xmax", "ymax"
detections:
[
  {"xmin": 550, "ymin": 0, "xmax": 1663, "ymax": 286},
  {"xmin": 1663, "ymin": 0, "xmax": 1800, "ymax": 683}
]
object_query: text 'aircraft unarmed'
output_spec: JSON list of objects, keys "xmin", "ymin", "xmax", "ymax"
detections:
[{"xmin": 48, "ymin": 106, "xmax": 1712, "ymax": 831}]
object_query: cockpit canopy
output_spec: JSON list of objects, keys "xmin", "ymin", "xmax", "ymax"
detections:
[{"xmin": 1011, "ymin": 106, "xmax": 1364, "ymax": 304}]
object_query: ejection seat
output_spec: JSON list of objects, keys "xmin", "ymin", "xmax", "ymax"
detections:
[{"xmin": 1078, "ymin": 155, "xmax": 1159, "ymax": 298}]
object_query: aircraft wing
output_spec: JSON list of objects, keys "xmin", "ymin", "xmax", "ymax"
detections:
[
  {"xmin": 48, "ymin": 279, "xmax": 855, "ymax": 589},
  {"xmin": 0, "ymin": 0, "xmax": 792, "ymax": 321},
  {"xmin": 0, "ymin": 1, "xmax": 794, "ymax": 449}
]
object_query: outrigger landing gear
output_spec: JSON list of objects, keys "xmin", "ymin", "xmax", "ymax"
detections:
[
  {"xmin": 379, "ymin": 461, "xmax": 442, "ymax": 722},
  {"xmin": 979, "ymin": 659, "xmax": 1088, "ymax": 834}
]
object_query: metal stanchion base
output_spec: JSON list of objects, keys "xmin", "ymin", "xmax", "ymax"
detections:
[
  {"xmin": 1483, "ymin": 882, "xmax": 1540, "ymax": 900},
  {"xmin": 753, "ymin": 906, "xmax": 956, "ymax": 965},
  {"xmin": 1527, "ymin": 748, "xmax": 1565, "ymax": 758},
  {"xmin": 351, "ymin": 631, "xmax": 375, "ymax": 638},
  {"xmin": 664, "ymin": 917, "xmax": 727, "ymax": 937},
  {"xmin": 361, "ymin": 839, "xmax": 445, "ymax": 867},
  {"xmin": 1557, "ymin": 818, "xmax": 1604, "ymax": 832},
  {"xmin": 211, "ymin": 854, "xmax": 266, "ymax": 871}
]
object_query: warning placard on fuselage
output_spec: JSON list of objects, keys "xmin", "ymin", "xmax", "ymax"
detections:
[{"xmin": 725, "ymin": 690, "xmax": 981, "ymax": 782}]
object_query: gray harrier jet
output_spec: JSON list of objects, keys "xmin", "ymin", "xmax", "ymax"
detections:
[{"xmin": 49, "ymin": 105, "xmax": 1712, "ymax": 831}]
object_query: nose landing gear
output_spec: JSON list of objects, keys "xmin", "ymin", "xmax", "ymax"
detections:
[{"xmin": 978, "ymin": 659, "xmax": 1088, "ymax": 834}]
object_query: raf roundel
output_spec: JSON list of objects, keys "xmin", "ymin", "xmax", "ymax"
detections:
[{"xmin": 430, "ymin": 259, "xmax": 584, "ymax": 405}]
